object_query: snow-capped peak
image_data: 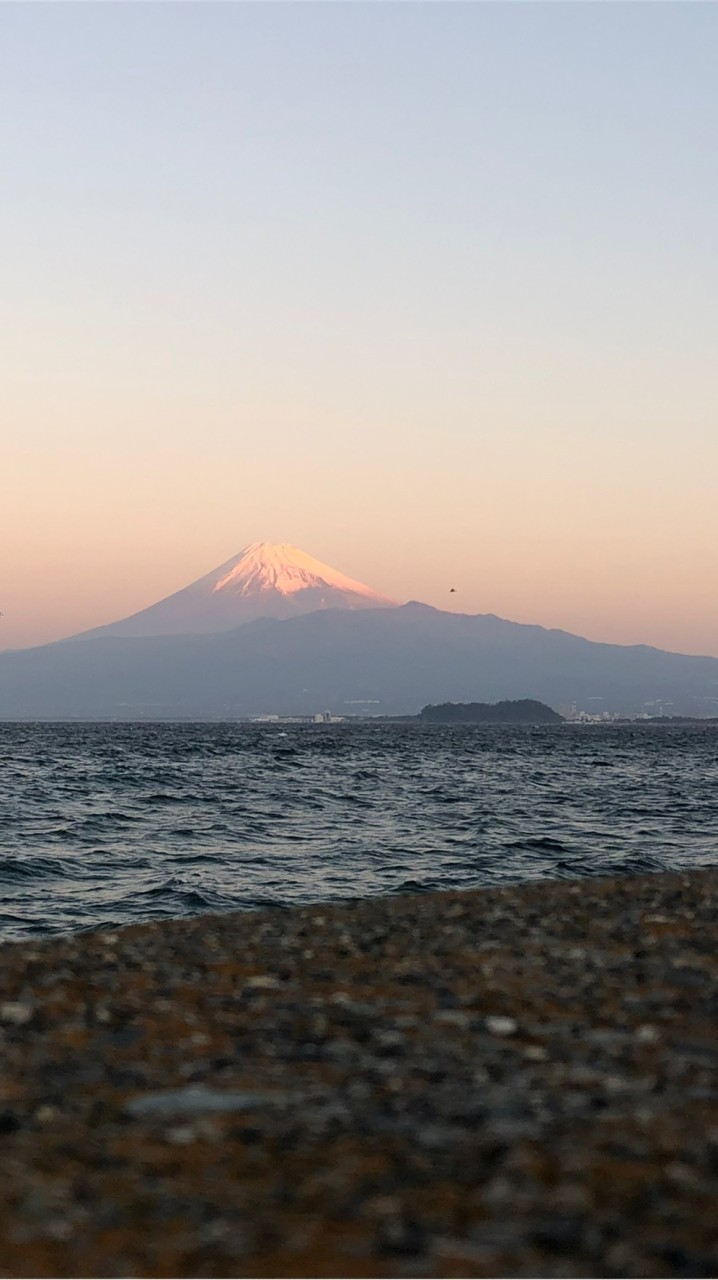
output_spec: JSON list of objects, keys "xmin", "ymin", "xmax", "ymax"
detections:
[
  {"xmin": 211, "ymin": 541, "xmax": 392, "ymax": 602},
  {"xmin": 74, "ymin": 540, "xmax": 397, "ymax": 639}
]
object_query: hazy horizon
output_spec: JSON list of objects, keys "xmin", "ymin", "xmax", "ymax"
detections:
[{"xmin": 2, "ymin": 4, "xmax": 717, "ymax": 657}]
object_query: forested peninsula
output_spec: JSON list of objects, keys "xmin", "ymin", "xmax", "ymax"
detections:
[{"xmin": 418, "ymin": 699, "xmax": 564, "ymax": 724}]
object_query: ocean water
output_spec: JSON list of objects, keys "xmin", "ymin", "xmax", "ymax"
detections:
[{"xmin": 0, "ymin": 721, "xmax": 716, "ymax": 941}]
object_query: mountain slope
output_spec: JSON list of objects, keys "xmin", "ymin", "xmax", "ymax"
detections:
[
  {"xmin": 2, "ymin": 602, "xmax": 718, "ymax": 719},
  {"xmin": 77, "ymin": 542, "xmax": 397, "ymax": 639}
]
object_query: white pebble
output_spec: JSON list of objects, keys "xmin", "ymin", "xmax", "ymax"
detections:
[
  {"xmin": 35, "ymin": 1105, "xmax": 60, "ymax": 1125},
  {"xmin": 0, "ymin": 1001, "xmax": 33, "ymax": 1025},
  {"xmin": 636, "ymin": 1024, "xmax": 659, "ymax": 1043},
  {"xmin": 245, "ymin": 975, "xmax": 281, "ymax": 990},
  {"xmin": 485, "ymin": 1015, "xmax": 518, "ymax": 1037}
]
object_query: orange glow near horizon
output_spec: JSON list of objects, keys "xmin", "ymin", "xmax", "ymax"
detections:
[
  {"xmin": 2, "ymin": 5, "xmax": 716, "ymax": 659},
  {"xmin": 3, "ymin": 508, "xmax": 717, "ymax": 658}
]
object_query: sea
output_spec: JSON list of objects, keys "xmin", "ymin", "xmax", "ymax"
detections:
[{"xmin": 1, "ymin": 721, "xmax": 716, "ymax": 942}]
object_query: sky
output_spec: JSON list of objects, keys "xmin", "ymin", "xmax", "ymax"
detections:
[{"xmin": 2, "ymin": 3, "xmax": 717, "ymax": 656}]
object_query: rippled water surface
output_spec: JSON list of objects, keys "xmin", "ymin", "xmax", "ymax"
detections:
[{"xmin": 1, "ymin": 721, "xmax": 717, "ymax": 939}]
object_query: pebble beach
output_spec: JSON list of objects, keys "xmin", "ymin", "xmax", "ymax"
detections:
[{"xmin": 0, "ymin": 868, "xmax": 716, "ymax": 1278}]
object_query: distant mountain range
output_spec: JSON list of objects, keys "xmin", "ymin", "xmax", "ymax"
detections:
[{"xmin": 1, "ymin": 542, "xmax": 717, "ymax": 719}]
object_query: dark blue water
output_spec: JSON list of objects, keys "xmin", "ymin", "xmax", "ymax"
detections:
[{"xmin": 1, "ymin": 721, "xmax": 716, "ymax": 941}]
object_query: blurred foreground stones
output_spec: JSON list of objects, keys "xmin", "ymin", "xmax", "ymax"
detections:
[{"xmin": 0, "ymin": 869, "xmax": 716, "ymax": 1277}]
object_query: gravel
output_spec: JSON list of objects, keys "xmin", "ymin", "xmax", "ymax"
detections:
[{"xmin": 0, "ymin": 868, "xmax": 716, "ymax": 1277}]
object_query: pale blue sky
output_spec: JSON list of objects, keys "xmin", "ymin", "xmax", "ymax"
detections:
[{"xmin": 2, "ymin": 3, "xmax": 717, "ymax": 654}]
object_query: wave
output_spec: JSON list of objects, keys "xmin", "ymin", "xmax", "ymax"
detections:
[{"xmin": 1, "ymin": 721, "xmax": 717, "ymax": 940}]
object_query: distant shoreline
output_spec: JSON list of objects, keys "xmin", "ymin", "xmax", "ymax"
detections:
[{"xmin": 2, "ymin": 713, "xmax": 718, "ymax": 725}]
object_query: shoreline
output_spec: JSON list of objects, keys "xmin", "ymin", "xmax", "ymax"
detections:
[{"xmin": 0, "ymin": 868, "xmax": 716, "ymax": 1277}]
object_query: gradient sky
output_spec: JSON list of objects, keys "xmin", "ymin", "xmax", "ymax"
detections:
[{"xmin": 2, "ymin": 3, "xmax": 717, "ymax": 656}]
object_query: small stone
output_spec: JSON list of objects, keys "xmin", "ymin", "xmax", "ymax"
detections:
[
  {"xmin": 329, "ymin": 994, "xmax": 375, "ymax": 1017},
  {"xmin": 34, "ymin": 1105, "xmax": 60, "ymax": 1125},
  {"xmin": 166, "ymin": 1125, "xmax": 198, "ymax": 1145},
  {"xmin": 125, "ymin": 1085, "xmax": 286, "ymax": 1119},
  {"xmin": 435, "ymin": 1011, "xmax": 471, "ymax": 1028},
  {"xmin": 244, "ymin": 975, "xmax": 281, "ymax": 991},
  {"xmin": 485, "ymin": 1015, "xmax": 518, "ymax": 1037},
  {"xmin": 373, "ymin": 1030, "xmax": 405, "ymax": 1054},
  {"xmin": 365, "ymin": 1195, "xmax": 401, "ymax": 1219},
  {"xmin": 585, "ymin": 1029, "xmax": 628, "ymax": 1047},
  {"xmin": 0, "ymin": 1002, "xmax": 33, "ymax": 1026},
  {"xmin": 45, "ymin": 1219, "xmax": 73, "ymax": 1242},
  {"xmin": 665, "ymin": 1161, "xmax": 700, "ymax": 1189},
  {"xmin": 636, "ymin": 1023, "xmax": 660, "ymax": 1043},
  {"xmin": 604, "ymin": 1075, "xmax": 630, "ymax": 1093}
]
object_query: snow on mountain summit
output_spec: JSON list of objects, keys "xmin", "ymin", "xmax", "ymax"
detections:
[
  {"xmin": 212, "ymin": 541, "xmax": 387, "ymax": 601},
  {"xmin": 76, "ymin": 542, "xmax": 397, "ymax": 640}
]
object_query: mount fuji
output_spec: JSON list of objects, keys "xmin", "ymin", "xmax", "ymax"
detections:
[
  {"xmin": 2, "ymin": 541, "xmax": 718, "ymax": 719},
  {"xmin": 78, "ymin": 542, "xmax": 397, "ymax": 639}
]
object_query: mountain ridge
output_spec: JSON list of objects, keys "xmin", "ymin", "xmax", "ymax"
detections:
[
  {"xmin": 3, "ymin": 542, "xmax": 718, "ymax": 718},
  {"xmin": 2, "ymin": 599, "xmax": 718, "ymax": 720}
]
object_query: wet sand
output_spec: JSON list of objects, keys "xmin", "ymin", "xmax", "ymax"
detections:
[{"xmin": 0, "ymin": 868, "xmax": 716, "ymax": 1278}]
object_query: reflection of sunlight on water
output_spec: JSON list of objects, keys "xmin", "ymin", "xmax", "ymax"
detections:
[{"xmin": 1, "ymin": 722, "xmax": 717, "ymax": 940}]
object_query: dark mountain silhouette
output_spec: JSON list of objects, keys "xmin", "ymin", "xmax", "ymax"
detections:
[
  {"xmin": 1, "ymin": 602, "xmax": 717, "ymax": 719},
  {"xmin": 419, "ymin": 700, "xmax": 564, "ymax": 724}
]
